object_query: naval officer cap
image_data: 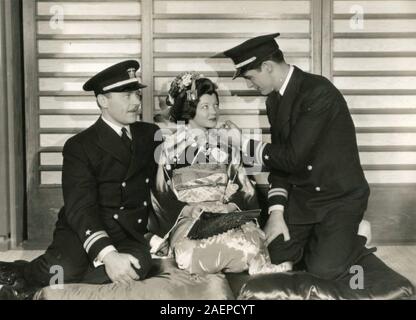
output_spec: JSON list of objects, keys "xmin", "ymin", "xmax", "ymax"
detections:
[
  {"xmin": 83, "ymin": 60, "xmax": 147, "ymax": 96},
  {"xmin": 223, "ymin": 33, "xmax": 281, "ymax": 79}
]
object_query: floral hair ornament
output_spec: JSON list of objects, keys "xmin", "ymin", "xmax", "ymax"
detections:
[
  {"xmin": 186, "ymin": 77, "xmax": 198, "ymax": 102},
  {"xmin": 167, "ymin": 71, "xmax": 204, "ymax": 106}
]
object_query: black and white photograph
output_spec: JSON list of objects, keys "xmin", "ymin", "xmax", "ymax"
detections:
[{"xmin": 0, "ymin": 0, "xmax": 415, "ymax": 303}]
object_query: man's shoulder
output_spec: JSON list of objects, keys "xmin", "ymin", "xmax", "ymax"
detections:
[
  {"xmin": 300, "ymin": 72, "xmax": 341, "ymax": 97},
  {"xmin": 64, "ymin": 123, "xmax": 97, "ymax": 150}
]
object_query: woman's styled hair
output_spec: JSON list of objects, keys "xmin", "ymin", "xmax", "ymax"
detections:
[{"xmin": 167, "ymin": 77, "xmax": 219, "ymax": 123}]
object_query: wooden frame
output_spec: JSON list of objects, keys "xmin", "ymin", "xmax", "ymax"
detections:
[
  {"xmin": 0, "ymin": 0, "xmax": 10, "ymax": 250},
  {"xmin": 141, "ymin": 0, "xmax": 154, "ymax": 122},
  {"xmin": 311, "ymin": 0, "xmax": 322, "ymax": 74},
  {"xmin": 23, "ymin": 0, "xmax": 40, "ymax": 244},
  {"xmin": 18, "ymin": 0, "xmax": 416, "ymax": 246},
  {"xmin": 0, "ymin": 0, "xmax": 25, "ymax": 250}
]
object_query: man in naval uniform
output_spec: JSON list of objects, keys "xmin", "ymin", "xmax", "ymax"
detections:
[
  {"xmin": 0, "ymin": 60, "xmax": 186, "ymax": 299},
  {"xmin": 221, "ymin": 33, "xmax": 374, "ymax": 280}
]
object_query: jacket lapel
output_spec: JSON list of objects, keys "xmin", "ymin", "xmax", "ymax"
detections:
[
  {"xmin": 266, "ymin": 91, "xmax": 280, "ymax": 127},
  {"xmin": 94, "ymin": 117, "xmax": 131, "ymax": 168},
  {"xmin": 275, "ymin": 66, "xmax": 303, "ymax": 140}
]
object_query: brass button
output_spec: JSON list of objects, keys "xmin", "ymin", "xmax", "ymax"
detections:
[
  {"xmin": 121, "ymin": 182, "xmax": 126, "ymax": 188},
  {"xmin": 315, "ymin": 186, "xmax": 321, "ymax": 192},
  {"xmin": 120, "ymin": 206, "xmax": 124, "ymax": 211},
  {"xmin": 138, "ymin": 219, "xmax": 143, "ymax": 224},
  {"xmin": 264, "ymin": 155, "xmax": 269, "ymax": 160},
  {"xmin": 143, "ymin": 201, "xmax": 148, "ymax": 207},
  {"xmin": 145, "ymin": 178, "xmax": 150, "ymax": 183},
  {"xmin": 307, "ymin": 165, "xmax": 313, "ymax": 171},
  {"xmin": 113, "ymin": 214, "xmax": 119, "ymax": 220}
]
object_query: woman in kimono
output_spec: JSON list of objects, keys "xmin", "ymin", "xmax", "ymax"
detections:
[{"xmin": 151, "ymin": 72, "xmax": 292, "ymax": 275}]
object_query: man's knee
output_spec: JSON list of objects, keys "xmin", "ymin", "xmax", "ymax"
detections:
[
  {"xmin": 267, "ymin": 235, "xmax": 303, "ymax": 265},
  {"xmin": 25, "ymin": 253, "xmax": 88, "ymax": 286},
  {"xmin": 306, "ymin": 258, "xmax": 347, "ymax": 280}
]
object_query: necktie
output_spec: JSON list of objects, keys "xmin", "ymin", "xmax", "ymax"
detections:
[
  {"xmin": 121, "ymin": 127, "xmax": 132, "ymax": 152},
  {"xmin": 276, "ymin": 92, "xmax": 282, "ymax": 104}
]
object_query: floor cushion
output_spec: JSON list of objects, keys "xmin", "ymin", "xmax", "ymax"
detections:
[
  {"xmin": 33, "ymin": 258, "xmax": 234, "ymax": 300},
  {"xmin": 235, "ymin": 253, "xmax": 415, "ymax": 300}
]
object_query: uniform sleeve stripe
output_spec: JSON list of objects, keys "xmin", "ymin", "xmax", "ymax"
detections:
[
  {"xmin": 85, "ymin": 234, "xmax": 108, "ymax": 254},
  {"xmin": 83, "ymin": 231, "xmax": 108, "ymax": 251},
  {"xmin": 268, "ymin": 191, "xmax": 288, "ymax": 199},
  {"xmin": 269, "ymin": 189, "xmax": 287, "ymax": 196},
  {"xmin": 268, "ymin": 188, "xmax": 288, "ymax": 198}
]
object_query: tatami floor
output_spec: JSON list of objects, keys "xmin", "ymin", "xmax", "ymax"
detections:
[{"xmin": 0, "ymin": 246, "xmax": 415, "ymax": 289}]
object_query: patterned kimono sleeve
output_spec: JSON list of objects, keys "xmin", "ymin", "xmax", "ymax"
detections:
[{"xmin": 227, "ymin": 162, "xmax": 260, "ymax": 211}]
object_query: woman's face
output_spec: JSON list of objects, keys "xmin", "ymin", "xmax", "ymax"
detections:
[{"xmin": 189, "ymin": 93, "xmax": 219, "ymax": 129}]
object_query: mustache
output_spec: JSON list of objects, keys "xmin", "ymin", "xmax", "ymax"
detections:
[{"xmin": 127, "ymin": 105, "xmax": 141, "ymax": 112}]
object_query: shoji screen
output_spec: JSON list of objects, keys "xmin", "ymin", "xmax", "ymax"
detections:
[
  {"xmin": 24, "ymin": 0, "xmax": 142, "ymax": 242},
  {"xmin": 152, "ymin": 0, "xmax": 319, "ymax": 186},
  {"xmin": 24, "ymin": 0, "xmax": 320, "ymax": 243},
  {"xmin": 329, "ymin": 0, "xmax": 416, "ymax": 243}
]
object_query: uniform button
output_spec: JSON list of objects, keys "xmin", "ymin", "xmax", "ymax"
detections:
[
  {"xmin": 167, "ymin": 180, "xmax": 171, "ymax": 186},
  {"xmin": 315, "ymin": 186, "xmax": 321, "ymax": 192},
  {"xmin": 145, "ymin": 178, "xmax": 150, "ymax": 183},
  {"xmin": 121, "ymin": 182, "xmax": 126, "ymax": 188},
  {"xmin": 166, "ymin": 164, "xmax": 171, "ymax": 170},
  {"xmin": 307, "ymin": 165, "xmax": 313, "ymax": 171},
  {"xmin": 113, "ymin": 214, "xmax": 119, "ymax": 220},
  {"xmin": 264, "ymin": 155, "xmax": 269, "ymax": 160},
  {"xmin": 120, "ymin": 206, "xmax": 125, "ymax": 211},
  {"xmin": 143, "ymin": 201, "xmax": 148, "ymax": 206},
  {"xmin": 137, "ymin": 219, "xmax": 143, "ymax": 224}
]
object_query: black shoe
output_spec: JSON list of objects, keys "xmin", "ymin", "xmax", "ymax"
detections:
[
  {"xmin": 0, "ymin": 261, "xmax": 29, "ymax": 286},
  {"xmin": 0, "ymin": 278, "xmax": 38, "ymax": 300}
]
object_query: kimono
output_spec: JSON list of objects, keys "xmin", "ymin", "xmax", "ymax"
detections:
[{"xmin": 150, "ymin": 125, "xmax": 288, "ymax": 275}]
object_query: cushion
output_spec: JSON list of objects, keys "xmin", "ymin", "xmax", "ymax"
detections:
[
  {"xmin": 33, "ymin": 258, "xmax": 234, "ymax": 300},
  {"xmin": 235, "ymin": 253, "xmax": 415, "ymax": 300}
]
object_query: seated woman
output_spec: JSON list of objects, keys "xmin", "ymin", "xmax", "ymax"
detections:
[{"xmin": 151, "ymin": 73, "xmax": 291, "ymax": 275}]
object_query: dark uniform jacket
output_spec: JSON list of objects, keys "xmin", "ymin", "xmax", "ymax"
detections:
[
  {"xmin": 60, "ymin": 117, "xmax": 184, "ymax": 262},
  {"xmin": 248, "ymin": 66, "xmax": 370, "ymax": 224}
]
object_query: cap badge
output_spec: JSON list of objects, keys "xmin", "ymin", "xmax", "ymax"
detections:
[{"xmin": 127, "ymin": 68, "xmax": 137, "ymax": 79}]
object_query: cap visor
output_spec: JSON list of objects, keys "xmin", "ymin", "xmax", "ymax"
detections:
[
  {"xmin": 110, "ymin": 81, "xmax": 147, "ymax": 92},
  {"xmin": 232, "ymin": 68, "xmax": 242, "ymax": 80}
]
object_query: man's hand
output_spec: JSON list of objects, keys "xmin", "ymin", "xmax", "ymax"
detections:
[
  {"xmin": 102, "ymin": 251, "xmax": 141, "ymax": 284},
  {"xmin": 263, "ymin": 209, "xmax": 290, "ymax": 246}
]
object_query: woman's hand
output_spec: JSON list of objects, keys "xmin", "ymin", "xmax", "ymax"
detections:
[
  {"xmin": 182, "ymin": 204, "xmax": 204, "ymax": 218},
  {"xmin": 225, "ymin": 203, "xmax": 239, "ymax": 213}
]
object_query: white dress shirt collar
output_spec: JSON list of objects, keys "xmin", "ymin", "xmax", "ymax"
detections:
[
  {"xmin": 101, "ymin": 116, "xmax": 131, "ymax": 139},
  {"xmin": 279, "ymin": 65, "xmax": 294, "ymax": 96}
]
